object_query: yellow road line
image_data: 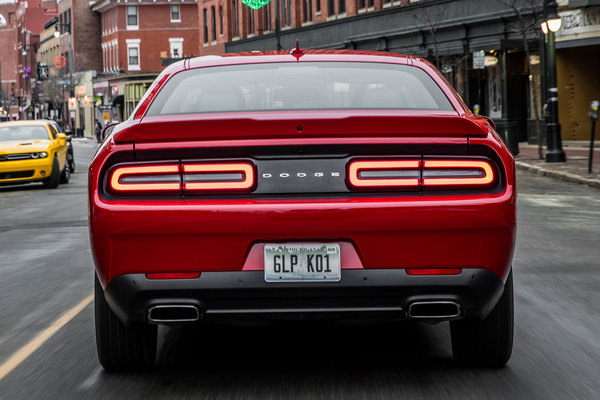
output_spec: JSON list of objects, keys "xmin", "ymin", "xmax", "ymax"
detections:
[{"xmin": 0, "ymin": 293, "xmax": 94, "ymax": 381}]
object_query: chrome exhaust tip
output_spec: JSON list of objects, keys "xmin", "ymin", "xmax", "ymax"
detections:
[
  {"xmin": 408, "ymin": 301, "xmax": 461, "ymax": 319},
  {"xmin": 147, "ymin": 304, "xmax": 200, "ymax": 323}
]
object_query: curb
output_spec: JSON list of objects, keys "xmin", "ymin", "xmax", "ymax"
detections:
[{"xmin": 515, "ymin": 161, "xmax": 600, "ymax": 189}]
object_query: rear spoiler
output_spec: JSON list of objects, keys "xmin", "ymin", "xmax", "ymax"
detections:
[{"xmin": 113, "ymin": 111, "xmax": 490, "ymax": 143}]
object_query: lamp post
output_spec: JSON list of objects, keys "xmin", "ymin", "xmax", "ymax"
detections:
[
  {"xmin": 541, "ymin": 0, "xmax": 566, "ymax": 163},
  {"xmin": 54, "ymin": 23, "xmax": 75, "ymax": 132},
  {"xmin": 22, "ymin": 42, "xmax": 38, "ymax": 119}
]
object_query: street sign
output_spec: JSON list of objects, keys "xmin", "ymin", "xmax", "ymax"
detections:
[
  {"xmin": 57, "ymin": 80, "xmax": 71, "ymax": 85},
  {"xmin": 473, "ymin": 51, "xmax": 485, "ymax": 70},
  {"xmin": 54, "ymin": 55, "xmax": 66, "ymax": 69}
]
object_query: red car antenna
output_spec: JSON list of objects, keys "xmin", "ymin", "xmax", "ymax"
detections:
[{"xmin": 290, "ymin": 39, "xmax": 304, "ymax": 62}]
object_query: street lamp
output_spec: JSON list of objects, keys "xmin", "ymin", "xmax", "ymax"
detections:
[
  {"xmin": 541, "ymin": 0, "xmax": 566, "ymax": 163},
  {"xmin": 21, "ymin": 40, "xmax": 38, "ymax": 119}
]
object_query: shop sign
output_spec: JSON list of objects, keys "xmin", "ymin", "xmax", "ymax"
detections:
[
  {"xmin": 473, "ymin": 51, "xmax": 485, "ymax": 70},
  {"xmin": 558, "ymin": 8, "xmax": 600, "ymax": 37},
  {"xmin": 484, "ymin": 55, "xmax": 499, "ymax": 67}
]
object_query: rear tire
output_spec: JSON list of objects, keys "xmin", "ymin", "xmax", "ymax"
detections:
[
  {"xmin": 60, "ymin": 162, "xmax": 70, "ymax": 184},
  {"xmin": 450, "ymin": 270, "xmax": 514, "ymax": 367},
  {"xmin": 95, "ymin": 275, "xmax": 157, "ymax": 371},
  {"xmin": 42, "ymin": 157, "xmax": 60, "ymax": 188}
]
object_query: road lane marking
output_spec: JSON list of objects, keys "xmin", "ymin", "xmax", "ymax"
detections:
[{"xmin": 0, "ymin": 293, "xmax": 93, "ymax": 381}]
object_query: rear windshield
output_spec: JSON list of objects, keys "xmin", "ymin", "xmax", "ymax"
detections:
[
  {"xmin": 0, "ymin": 125, "xmax": 50, "ymax": 141},
  {"xmin": 146, "ymin": 62, "xmax": 455, "ymax": 116}
]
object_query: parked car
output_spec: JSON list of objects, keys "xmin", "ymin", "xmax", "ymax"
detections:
[
  {"xmin": 0, "ymin": 120, "xmax": 70, "ymax": 188},
  {"xmin": 47, "ymin": 119, "xmax": 75, "ymax": 173},
  {"xmin": 89, "ymin": 50, "xmax": 516, "ymax": 371}
]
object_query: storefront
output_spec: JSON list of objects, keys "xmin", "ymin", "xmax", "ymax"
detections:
[{"xmin": 556, "ymin": 6, "xmax": 600, "ymax": 140}]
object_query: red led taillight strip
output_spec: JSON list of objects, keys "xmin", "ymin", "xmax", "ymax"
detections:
[
  {"xmin": 110, "ymin": 165, "xmax": 181, "ymax": 192},
  {"xmin": 183, "ymin": 163, "xmax": 254, "ymax": 190},
  {"xmin": 348, "ymin": 160, "xmax": 420, "ymax": 187},
  {"xmin": 422, "ymin": 160, "xmax": 495, "ymax": 186}
]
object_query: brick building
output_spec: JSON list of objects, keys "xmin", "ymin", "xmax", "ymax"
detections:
[
  {"xmin": 90, "ymin": 0, "xmax": 199, "ymax": 122},
  {"xmin": 0, "ymin": 1, "xmax": 17, "ymax": 119},
  {"xmin": 56, "ymin": 0, "xmax": 102, "ymax": 136},
  {"xmin": 14, "ymin": 0, "xmax": 58, "ymax": 119},
  {"xmin": 197, "ymin": 0, "xmax": 422, "ymax": 56}
]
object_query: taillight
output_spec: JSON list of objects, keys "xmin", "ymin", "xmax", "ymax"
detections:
[
  {"xmin": 422, "ymin": 160, "xmax": 495, "ymax": 187},
  {"xmin": 109, "ymin": 164, "xmax": 181, "ymax": 192},
  {"xmin": 182, "ymin": 162, "xmax": 255, "ymax": 191},
  {"xmin": 348, "ymin": 160, "xmax": 420, "ymax": 188}
]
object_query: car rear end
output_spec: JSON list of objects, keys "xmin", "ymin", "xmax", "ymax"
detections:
[{"xmin": 89, "ymin": 52, "xmax": 516, "ymax": 370}]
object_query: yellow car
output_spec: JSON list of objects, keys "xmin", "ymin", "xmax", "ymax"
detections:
[{"xmin": 0, "ymin": 120, "xmax": 70, "ymax": 188}]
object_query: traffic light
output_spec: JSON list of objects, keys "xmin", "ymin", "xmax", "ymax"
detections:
[{"xmin": 37, "ymin": 63, "xmax": 49, "ymax": 81}]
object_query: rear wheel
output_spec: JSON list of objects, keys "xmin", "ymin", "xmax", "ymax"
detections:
[
  {"xmin": 42, "ymin": 157, "xmax": 60, "ymax": 188},
  {"xmin": 450, "ymin": 270, "xmax": 514, "ymax": 367},
  {"xmin": 60, "ymin": 162, "xmax": 70, "ymax": 184},
  {"xmin": 95, "ymin": 275, "xmax": 157, "ymax": 371},
  {"xmin": 67, "ymin": 151, "xmax": 75, "ymax": 173}
]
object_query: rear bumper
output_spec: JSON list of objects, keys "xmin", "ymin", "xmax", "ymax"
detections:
[{"xmin": 104, "ymin": 268, "xmax": 505, "ymax": 324}]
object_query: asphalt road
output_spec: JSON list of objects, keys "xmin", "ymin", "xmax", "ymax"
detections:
[{"xmin": 0, "ymin": 140, "xmax": 599, "ymax": 399}]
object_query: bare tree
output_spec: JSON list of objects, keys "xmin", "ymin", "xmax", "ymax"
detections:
[
  {"xmin": 40, "ymin": 68, "xmax": 83, "ymax": 120},
  {"xmin": 497, "ymin": 0, "xmax": 544, "ymax": 159},
  {"xmin": 413, "ymin": 3, "xmax": 448, "ymax": 68}
]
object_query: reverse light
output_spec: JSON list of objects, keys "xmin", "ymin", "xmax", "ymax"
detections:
[
  {"xmin": 183, "ymin": 162, "xmax": 254, "ymax": 191},
  {"xmin": 422, "ymin": 160, "xmax": 495, "ymax": 187},
  {"xmin": 348, "ymin": 160, "xmax": 420, "ymax": 188},
  {"xmin": 110, "ymin": 164, "xmax": 181, "ymax": 192}
]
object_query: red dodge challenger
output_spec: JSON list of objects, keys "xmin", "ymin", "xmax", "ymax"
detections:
[{"xmin": 89, "ymin": 49, "xmax": 516, "ymax": 370}]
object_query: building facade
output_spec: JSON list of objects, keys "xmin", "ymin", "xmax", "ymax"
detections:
[
  {"xmin": 0, "ymin": 1, "xmax": 18, "ymax": 120},
  {"xmin": 90, "ymin": 0, "xmax": 200, "ymax": 123},
  {"xmin": 14, "ymin": 0, "xmax": 58, "ymax": 120},
  {"xmin": 555, "ymin": 1, "xmax": 600, "ymax": 140}
]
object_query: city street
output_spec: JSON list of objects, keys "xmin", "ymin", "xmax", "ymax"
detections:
[{"xmin": 0, "ymin": 140, "xmax": 599, "ymax": 399}]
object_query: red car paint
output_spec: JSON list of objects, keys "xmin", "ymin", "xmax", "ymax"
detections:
[{"xmin": 89, "ymin": 50, "xmax": 515, "ymax": 292}]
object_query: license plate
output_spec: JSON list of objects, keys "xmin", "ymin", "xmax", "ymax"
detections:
[{"xmin": 264, "ymin": 243, "xmax": 341, "ymax": 282}]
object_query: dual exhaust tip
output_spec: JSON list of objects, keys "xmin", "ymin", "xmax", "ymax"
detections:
[
  {"xmin": 147, "ymin": 304, "xmax": 200, "ymax": 323},
  {"xmin": 408, "ymin": 301, "xmax": 461, "ymax": 319},
  {"xmin": 146, "ymin": 301, "xmax": 461, "ymax": 322}
]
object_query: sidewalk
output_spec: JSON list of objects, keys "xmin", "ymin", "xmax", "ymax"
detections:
[{"xmin": 515, "ymin": 142, "xmax": 600, "ymax": 189}]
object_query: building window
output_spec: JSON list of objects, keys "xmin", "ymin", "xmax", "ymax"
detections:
[
  {"xmin": 263, "ymin": 3, "xmax": 270, "ymax": 31},
  {"xmin": 248, "ymin": 8, "xmax": 254, "ymax": 35},
  {"xmin": 127, "ymin": 6, "xmax": 138, "ymax": 29},
  {"xmin": 67, "ymin": 9, "xmax": 71, "ymax": 33},
  {"xmin": 211, "ymin": 6, "xmax": 216, "ymax": 41},
  {"xmin": 359, "ymin": 0, "xmax": 365, "ymax": 9},
  {"xmin": 384, "ymin": 0, "xmax": 391, "ymax": 5},
  {"xmin": 368, "ymin": 0, "xmax": 374, "ymax": 8},
  {"xmin": 169, "ymin": 38, "xmax": 183, "ymax": 58},
  {"xmin": 203, "ymin": 8, "xmax": 208, "ymax": 43},
  {"xmin": 219, "ymin": 6, "xmax": 223, "ymax": 35},
  {"xmin": 171, "ymin": 4, "xmax": 181, "ymax": 22},
  {"xmin": 281, "ymin": 0, "xmax": 291, "ymax": 26},
  {"xmin": 303, "ymin": 0, "xmax": 312, "ymax": 22},
  {"xmin": 232, "ymin": 0, "xmax": 238, "ymax": 38},
  {"xmin": 328, "ymin": 0, "xmax": 334, "ymax": 16},
  {"xmin": 338, "ymin": 0, "xmax": 345, "ymax": 14},
  {"xmin": 126, "ymin": 39, "xmax": 140, "ymax": 71},
  {"xmin": 316, "ymin": 0, "xmax": 321, "ymax": 13}
]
